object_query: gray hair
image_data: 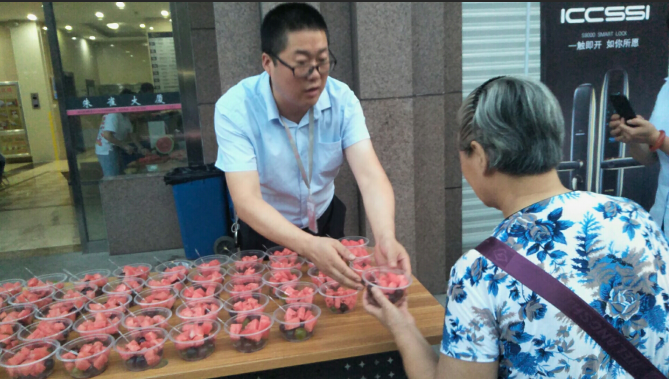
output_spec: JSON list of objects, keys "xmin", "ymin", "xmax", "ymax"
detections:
[{"xmin": 458, "ymin": 76, "xmax": 565, "ymax": 175}]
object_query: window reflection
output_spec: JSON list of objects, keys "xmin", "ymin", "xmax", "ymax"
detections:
[{"xmin": 54, "ymin": 2, "xmax": 184, "ymax": 178}]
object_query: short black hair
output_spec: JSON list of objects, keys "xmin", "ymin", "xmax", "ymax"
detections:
[
  {"xmin": 261, "ymin": 3, "xmax": 328, "ymax": 58},
  {"xmin": 120, "ymin": 88, "xmax": 134, "ymax": 95},
  {"xmin": 140, "ymin": 83, "xmax": 154, "ymax": 94}
]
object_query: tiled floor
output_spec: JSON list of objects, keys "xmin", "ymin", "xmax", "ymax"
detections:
[{"xmin": 0, "ymin": 160, "xmax": 80, "ymax": 255}]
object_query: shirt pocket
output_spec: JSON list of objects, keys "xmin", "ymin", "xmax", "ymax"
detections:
[{"xmin": 314, "ymin": 140, "xmax": 344, "ymax": 186}]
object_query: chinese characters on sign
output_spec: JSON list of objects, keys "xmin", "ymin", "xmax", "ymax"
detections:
[{"xmin": 574, "ymin": 38, "xmax": 639, "ymax": 50}]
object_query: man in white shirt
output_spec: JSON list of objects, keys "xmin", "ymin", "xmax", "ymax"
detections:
[
  {"xmin": 215, "ymin": 3, "xmax": 410, "ymax": 288},
  {"xmin": 95, "ymin": 101, "xmax": 148, "ymax": 177}
]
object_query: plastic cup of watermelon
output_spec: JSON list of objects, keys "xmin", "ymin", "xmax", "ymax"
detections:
[
  {"xmin": 112, "ymin": 264, "xmax": 152, "ymax": 281},
  {"xmin": 187, "ymin": 267, "xmax": 227, "ymax": 286},
  {"xmin": 230, "ymin": 250, "xmax": 267, "ymax": 271},
  {"xmin": 275, "ymin": 282, "xmax": 318, "ymax": 305},
  {"xmin": 222, "ymin": 293, "xmax": 269, "ymax": 318},
  {"xmin": 223, "ymin": 312, "xmax": 274, "ymax": 353},
  {"xmin": 70, "ymin": 269, "xmax": 112, "ymax": 295},
  {"xmin": 338, "ymin": 236, "xmax": 372, "ymax": 259},
  {"xmin": 0, "ymin": 279, "xmax": 26, "ymax": 298},
  {"xmin": 135, "ymin": 288, "xmax": 178, "ymax": 310},
  {"xmin": 27, "ymin": 273, "xmax": 68, "ymax": 294},
  {"xmin": 274, "ymin": 303, "xmax": 321, "ymax": 342},
  {"xmin": 262, "ymin": 269, "xmax": 302, "ymax": 298},
  {"xmin": 265, "ymin": 245, "xmax": 298, "ymax": 258},
  {"xmin": 18, "ymin": 318, "xmax": 73, "ymax": 343},
  {"xmin": 0, "ymin": 339, "xmax": 60, "ymax": 379},
  {"xmin": 0, "ymin": 304, "xmax": 36, "ymax": 326},
  {"xmin": 56, "ymin": 334, "xmax": 114, "ymax": 379},
  {"xmin": 226, "ymin": 263, "xmax": 267, "ymax": 280},
  {"xmin": 114, "ymin": 327, "xmax": 167, "ymax": 372},
  {"xmin": 146, "ymin": 272, "xmax": 187, "ymax": 293},
  {"xmin": 84, "ymin": 294, "xmax": 132, "ymax": 314},
  {"xmin": 168, "ymin": 320, "xmax": 222, "ymax": 361},
  {"xmin": 307, "ymin": 266, "xmax": 336, "ymax": 287},
  {"xmin": 349, "ymin": 253, "xmax": 377, "ymax": 277},
  {"xmin": 101, "ymin": 278, "xmax": 145, "ymax": 306},
  {"xmin": 222, "ymin": 276, "xmax": 265, "ymax": 299},
  {"xmin": 153, "ymin": 260, "xmax": 193, "ymax": 277},
  {"xmin": 179, "ymin": 283, "xmax": 224, "ymax": 304},
  {"xmin": 73, "ymin": 311, "xmax": 123, "ymax": 337},
  {"xmin": 9, "ymin": 289, "xmax": 54, "ymax": 311},
  {"xmin": 53, "ymin": 283, "xmax": 99, "ymax": 306},
  {"xmin": 268, "ymin": 256, "xmax": 306, "ymax": 271},
  {"xmin": 36, "ymin": 299, "xmax": 83, "ymax": 323},
  {"xmin": 318, "ymin": 282, "xmax": 360, "ymax": 314},
  {"xmin": 0, "ymin": 322, "xmax": 22, "ymax": 351},
  {"xmin": 193, "ymin": 255, "xmax": 229, "ymax": 273},
  {"xmin": 121, "ymin": 307, "xmax": 172, "ymax": 331},
  {"xmin": 176, "ymin": 298, "xmax": 223, "ymax": 322},
  {"xmin": 361, "ymin": 266, "xmax": 412, "ymax": 306}
]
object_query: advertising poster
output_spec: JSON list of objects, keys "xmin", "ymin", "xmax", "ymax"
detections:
[{"xmin": 541, "ymin": 2, "xmax": 669, "ymax": 210}]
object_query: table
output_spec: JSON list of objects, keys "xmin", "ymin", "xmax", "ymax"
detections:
[{"xmin": 45, "ymin": 276, "xmax": 445, "ymax": 379}]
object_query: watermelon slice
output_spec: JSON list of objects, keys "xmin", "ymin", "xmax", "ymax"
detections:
[
  {"xmin": 155, "ymin": 136, "xmax": 174, "ymax": 154},
  {"xmin": 114, "ymin": 328, "xmax": 166, "ymax": 371},
  {"xmin": 170, "ymin": 321, "xmax": 220, "ymax": 361},
  {"xmin": 320, "ymin": 283, "xmax": 359, "ymax": 314},
  {"xmin": 277, "ymin": 304, "xmax": 320, "ymax": 342},
  {"xmin": 226, "ymin": 313, "xmax": 272, "ymax": 353}
]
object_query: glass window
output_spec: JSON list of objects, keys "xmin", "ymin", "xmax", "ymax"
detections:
[{"xmin": 54, "ymin": 2, "xmax": 185, "ymax": 242}]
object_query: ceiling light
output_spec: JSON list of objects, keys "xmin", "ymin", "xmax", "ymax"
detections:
[
  {"xmin": 95, "ymin": 12, "xmax": 104, "ymax": 19},
  {"xmin": 65, "ymin": 25, "xmax": 72, "ymax": 30},
  {"xmin": 106, "ymin": 23, "xmax": 119, "ymax": 30},
  {"xmin": 27, "ymin": 14, "xmax": 37, "ymax": 21},
  {"xmin": 116, "ymin": 2, "xmax": 125, "ymax": 9},
  {"xmin": 89, "ymin": 36, "xmax": 96, "ymax": 40},
  {"xmin": 169, "ymin": 19, "xmax": 172, "ymax": 22},
  {"xmin": 149, "ymin": 27, "xmax": 154, "ymax": 30},
  {"xmin": 161, "ymin": 10, "xmax": 169, "ymax": 17},
  {"xmin": 72, "ymin": 37, "xmax": 77, "ymax": 40},
  {"xmin": 139, "ymin": 24, "xmax": 145, "ymax": 29},
  {"xmin": 110, "ymin": 44, "xmax": 114, "ymax": 47},
  {"xmin": 125, "ymin": 50, "xmax": 130, "ymax": 53},
  {"xmin": 42, "ymin": 26, "xmax": 47, "ymax": 31},
  {"xmin": 130, "ymin": 55, "xmax": 134, "ymax": 57}
]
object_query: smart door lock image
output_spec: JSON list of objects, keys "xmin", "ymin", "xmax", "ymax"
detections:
[{"xmin": 558, "ymin": 69, "xmax": 644, "ymax": 194}]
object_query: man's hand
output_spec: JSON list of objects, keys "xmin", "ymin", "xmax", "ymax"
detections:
[
  {"xmin": 363, "ymin": 286, "xmax": 414, "ymax": 333},
  {"xmin": 122, "ymin": 144, "xmax": 135, "ymax": 154},
  {"xmin": 300, "ymin": 236, "xmax": 362, "ymax": 290},
  {"xmin": 374, "ymin": 236, "xmax": 412, "ymax": 276},
  {"xmin": 610, "ymin": 114, "xmax": 660, "ymax": 145}
]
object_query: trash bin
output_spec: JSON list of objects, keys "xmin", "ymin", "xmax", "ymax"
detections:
[{"xmin": 165, "ymin": 164, "xmax": 234, "ymax": 260}]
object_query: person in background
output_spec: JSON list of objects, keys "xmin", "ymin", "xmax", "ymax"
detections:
[
  {"xmin": 609, "ymin": 12, "xmax": 669, "ymax": 238},
  {"xmin": 0, "ymin": 152, "xmax": 7, "ymax": 187},
  {"xmin": 95, "ymin": 89, "xmax": 149, "ymax": 177},
  {"xmin": 364, "ymin": 76, "xmax": 669, "ymax": 378},
  {"xmin": 215, "ymin": 3, "xmax": 410, "ymax": 288}
]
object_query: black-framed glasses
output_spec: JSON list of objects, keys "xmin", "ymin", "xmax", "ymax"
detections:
[{"xmin": 271, "ymin": 50, "xmax": 337, "ymax": 78}]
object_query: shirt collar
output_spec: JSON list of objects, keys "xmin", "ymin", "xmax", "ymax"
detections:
[{"xmin": 260, "ymin": 72, "xmax": 332, "ymax": 124}]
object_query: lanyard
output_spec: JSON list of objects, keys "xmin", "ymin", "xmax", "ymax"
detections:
[{"xmin": 279, "ymin": 108, "xmax": 314, "ymax": 194}]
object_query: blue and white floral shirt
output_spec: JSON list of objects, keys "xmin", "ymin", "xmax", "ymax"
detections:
[{"xmin": 441, "ymin": 191, "xmax": 669, "ymax": 378}]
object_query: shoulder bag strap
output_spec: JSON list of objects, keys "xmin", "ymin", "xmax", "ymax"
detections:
[{"xmin": 476, "ymin": 237, "xmax": 665, "ymax": 379}]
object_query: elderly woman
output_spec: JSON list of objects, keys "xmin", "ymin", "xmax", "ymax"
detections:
[{"xmin": 364, "ymin": 76, "xmax": 669, "ymax": 378}]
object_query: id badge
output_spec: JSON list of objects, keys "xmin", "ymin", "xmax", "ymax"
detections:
[{"xmin": 307, "ymin": 194, "xmax": 318, "ymax": 234}]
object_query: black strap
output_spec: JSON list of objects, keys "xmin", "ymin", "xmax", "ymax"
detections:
[{"xmin": 476, "ymin": 237, "xmax": 665, "ymax": 379}]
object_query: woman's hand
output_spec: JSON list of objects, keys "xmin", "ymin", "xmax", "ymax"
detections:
[
  {"xmin": 609, "ymin": 114, "xmax": 660, "ymax": 145},
  {"xmin": 363, "ymin": 286, "xmax": 414, "ymax": 333}
]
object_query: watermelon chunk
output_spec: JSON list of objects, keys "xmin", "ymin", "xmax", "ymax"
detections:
[{"xmin": 155, "ymin": 136, "xmax": 174, "ymax": 154}]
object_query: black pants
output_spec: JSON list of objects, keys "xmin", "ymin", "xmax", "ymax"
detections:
[{"xmin": 239, "ymin": 195, "xmax": 347, "ymax": 251}]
